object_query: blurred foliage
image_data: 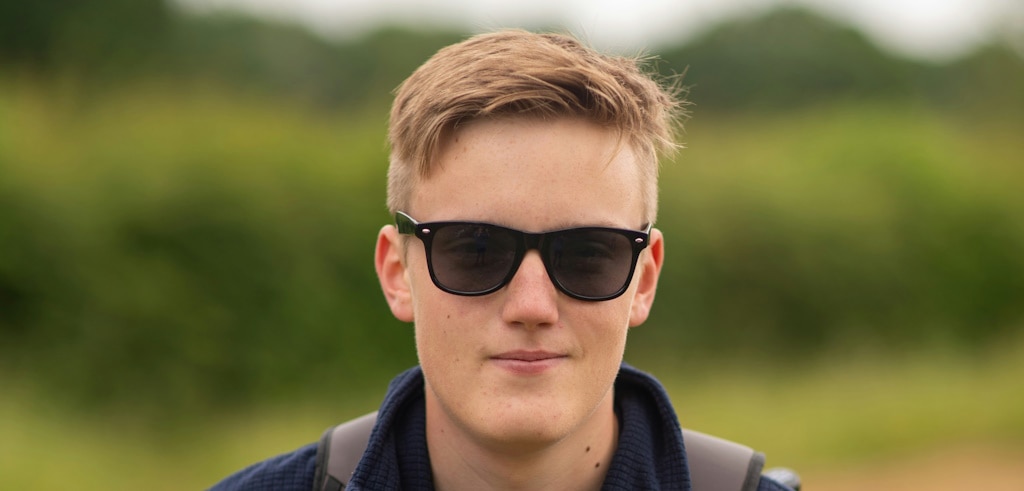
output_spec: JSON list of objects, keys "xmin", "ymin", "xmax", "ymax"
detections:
[
  {"xmin": 0, "ymin": 87, "xmax": 411, "ymax": 414},
  {"xmin": 657, "ymin": 8, "xmax": 921, "ymax": 110},
  {"xmin": 0, "ymin": 0, "xmax": 171, "ymax": 74},
  {"xmin": 1, "ymin": 3, "xmax": 1023, "ymax": 416},
  {"xmin": 162, "ymin": 17, "xmax": 466, "ymax": 109},
  {"xmin": 655, "ymin": 8, "xmax": 1024, "ymax": 118},
  {"xmin": 638, "ymin": 106, "xmax": 1024, "ymax": 362}
]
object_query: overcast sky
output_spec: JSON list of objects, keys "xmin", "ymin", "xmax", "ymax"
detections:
[{"xmin": 178, "ymin": 0, "xmax": 1024, "ymax": 60}]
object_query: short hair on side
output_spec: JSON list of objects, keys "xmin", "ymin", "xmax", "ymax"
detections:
[{"xmin": 386, "ymin": 29, "xmax": 685, "ymax": 223}]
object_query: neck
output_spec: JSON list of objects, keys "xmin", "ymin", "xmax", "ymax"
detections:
[{"xmin": 425, "ymin": 393, "xmax": 619, "ymax": 491}]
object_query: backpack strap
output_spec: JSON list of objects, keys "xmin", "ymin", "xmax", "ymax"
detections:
[
  {"xmin": 313, "ymin": 411, "xmax": 766, "ymax": 491},
  {"xmin": 313, "ymin": 411, "xmax": 378, "ymax": 491},
  {"xmin": 682, "ymin": 428, "xmax": 766, "ymax": 491}
]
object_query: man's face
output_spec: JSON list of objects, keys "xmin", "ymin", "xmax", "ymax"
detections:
[{"xmin": 376, "ymin": 117, "xmax": 663, "ymax": 450}]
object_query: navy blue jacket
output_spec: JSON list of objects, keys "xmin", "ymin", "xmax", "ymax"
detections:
[{"xmin": 209, "ymin": 364, "xmax": 793, "ymax": 490}]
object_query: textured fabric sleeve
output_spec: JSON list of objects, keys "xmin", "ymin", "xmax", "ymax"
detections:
[
  {"xmin": 757, "ymin": 474, "xmax": 796, "ymax": 491},
  {"xmin": 207, "ymin": 442, "xmax": 318, "ymax": 491}
]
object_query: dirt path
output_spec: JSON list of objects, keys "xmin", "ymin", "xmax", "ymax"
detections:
[{"xmin": 800, "ymin": 444, "xmax": 1024, "ymax": 491}]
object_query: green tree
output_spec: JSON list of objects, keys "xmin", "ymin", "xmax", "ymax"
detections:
[
  {"xmin": 0, "ymin": 0, "xmax": 170, "ymax": 72},
  {"xmin": 655, "ymin": 8, "xmax": 923, "ymax": 111}
]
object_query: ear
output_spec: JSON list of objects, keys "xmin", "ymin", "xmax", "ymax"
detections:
[
  {"xmin": 629, "ymin": 227, "xmax": 664, "ymax": 327},
  {"xmin": 375, "ymin": 225, "xmax": 414, "ymax": 322}
]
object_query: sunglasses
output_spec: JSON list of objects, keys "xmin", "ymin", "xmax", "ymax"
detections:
[{"xmin": 396, "ymin": 212, "xmax": 651, "ymax": 301}]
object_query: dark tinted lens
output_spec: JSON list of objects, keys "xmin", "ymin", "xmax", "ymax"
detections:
[
  {"xmin": 430, "ymin": 224, "xmax": 519, "ymax": 293},
  {"xmin": 547, "ymin": 229, "xmax": 635, "ymax": 298}
]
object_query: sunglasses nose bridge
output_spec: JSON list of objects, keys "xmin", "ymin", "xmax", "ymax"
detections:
[
  {"xmin": 511, "ymin": 231, "xmax": 555, "ymax": 280},
  {"xmin": 521, "ymin": 231, "xmax": 543, "ymax": 252},
  {"xmin": 519, "ymin": 231, "xmax": 552, "ymax": 271},
  {"xmin": 505, "ymin": 232, "xmax": 559, "ymax": 296}
]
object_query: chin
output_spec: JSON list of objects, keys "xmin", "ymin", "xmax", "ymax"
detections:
[
  {"xmin": 477, "ymin": 417, "xmax": 572, "ymax": 451},
  {"xmin": 473, "ymin": 399, "xmax": 582, "ymax": 447}
]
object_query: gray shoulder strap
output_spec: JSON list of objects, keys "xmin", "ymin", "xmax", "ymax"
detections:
[
  {"xmin": 313, "ymin": 411, "xmax": 378, "ymax": 491},
  {"xmin": 312, "ymin": 411, "xmax": 765, "ymax": 491},
  {"xmin": 682, "ymin": 428, "xmax": 765, "ymax": 491}
]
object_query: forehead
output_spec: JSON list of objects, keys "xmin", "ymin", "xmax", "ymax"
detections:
[{"xmin": 410, "ymin": 117, "xmax": 645, "ymax": 231}]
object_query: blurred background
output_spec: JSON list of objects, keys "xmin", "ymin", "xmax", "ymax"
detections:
[{"xmin": 1, "ymin": 0, "xmax": 1022, "ymax": 489}]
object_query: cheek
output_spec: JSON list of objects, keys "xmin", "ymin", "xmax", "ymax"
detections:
[
  {"xmin": 414, "ymin": 295, "xmax": 450, "ymax": 356},
  {"xmin": 413, "ymin": 293, "xmax": 480, "ymax": 371},
  {"xmin": 576, "ymin": 305, "xmax": 632, "ymax": 359},
  {"xmin": 414, "ymin": 309, "xmax": 456, "ymax": 389}
]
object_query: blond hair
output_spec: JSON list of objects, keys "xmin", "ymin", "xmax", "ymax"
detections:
[{"xmin": 387, "ymin": 29, "xmax": 684, "ymax": 222}]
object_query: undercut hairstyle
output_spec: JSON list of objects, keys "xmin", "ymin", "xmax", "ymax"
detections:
[{"xmin": 386, "ymin": 29, "xmax": 685, "ymax": 222}]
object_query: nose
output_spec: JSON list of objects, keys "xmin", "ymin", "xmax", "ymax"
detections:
[{"xmin": 500, "ymin": 250, "xmax": 560, "ymax": 329}]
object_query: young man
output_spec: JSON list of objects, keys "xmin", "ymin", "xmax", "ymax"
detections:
[{"xmin": 211, "ymin": 30, "xmax": 794, "ymax": 491}]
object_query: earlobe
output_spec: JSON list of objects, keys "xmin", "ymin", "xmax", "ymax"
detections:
[
  {"xmin": 375, "ymin": 225, "xmax": 415, "ymax": 322},
  {"xmin": 629, "ymin": 227, "xmax": 664, "ymax": 327}
]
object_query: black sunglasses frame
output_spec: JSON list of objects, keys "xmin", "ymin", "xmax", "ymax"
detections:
[{"xmin": 396, "ymin": 211, "xmax": 651, "ymax": 301}]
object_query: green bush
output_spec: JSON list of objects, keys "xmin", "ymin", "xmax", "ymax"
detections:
[
  {"xmin": 1, "ymin": 82, "xmax": 1022, "ymax": 414},
  {"xmin": 0, "ymin": 85, "xmax": 412, "ymax": 414},
  {"xmin": 639, "ymin": 105, "xmax": 1024, "ymax": 360}
]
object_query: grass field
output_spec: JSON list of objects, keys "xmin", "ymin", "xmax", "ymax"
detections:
[{"xmin": 3, "ymin": 338, "xmax": 1022, "ymax": 490}]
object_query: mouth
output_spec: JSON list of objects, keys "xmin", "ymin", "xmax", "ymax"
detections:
[
  {"xmin": 492, "ymin": 350, "xmax": 565, "ymax": 362},
  {"xmin": 490, "ymin": 350, "xmax": 567, "ymax": 375}
]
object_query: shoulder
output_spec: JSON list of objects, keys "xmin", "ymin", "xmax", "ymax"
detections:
[
  {"xmin": 207, "ymin": 442, "xmax": 318, "ymax": 491},
  {"xmin": 757, "ymin": 474, "xmax": 797, "ymax": 491}
]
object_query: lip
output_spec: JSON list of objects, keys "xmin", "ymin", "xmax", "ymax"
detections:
[{"xmin": 490, "ymin": 350, "xmax": 567, "ymax": 375}]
